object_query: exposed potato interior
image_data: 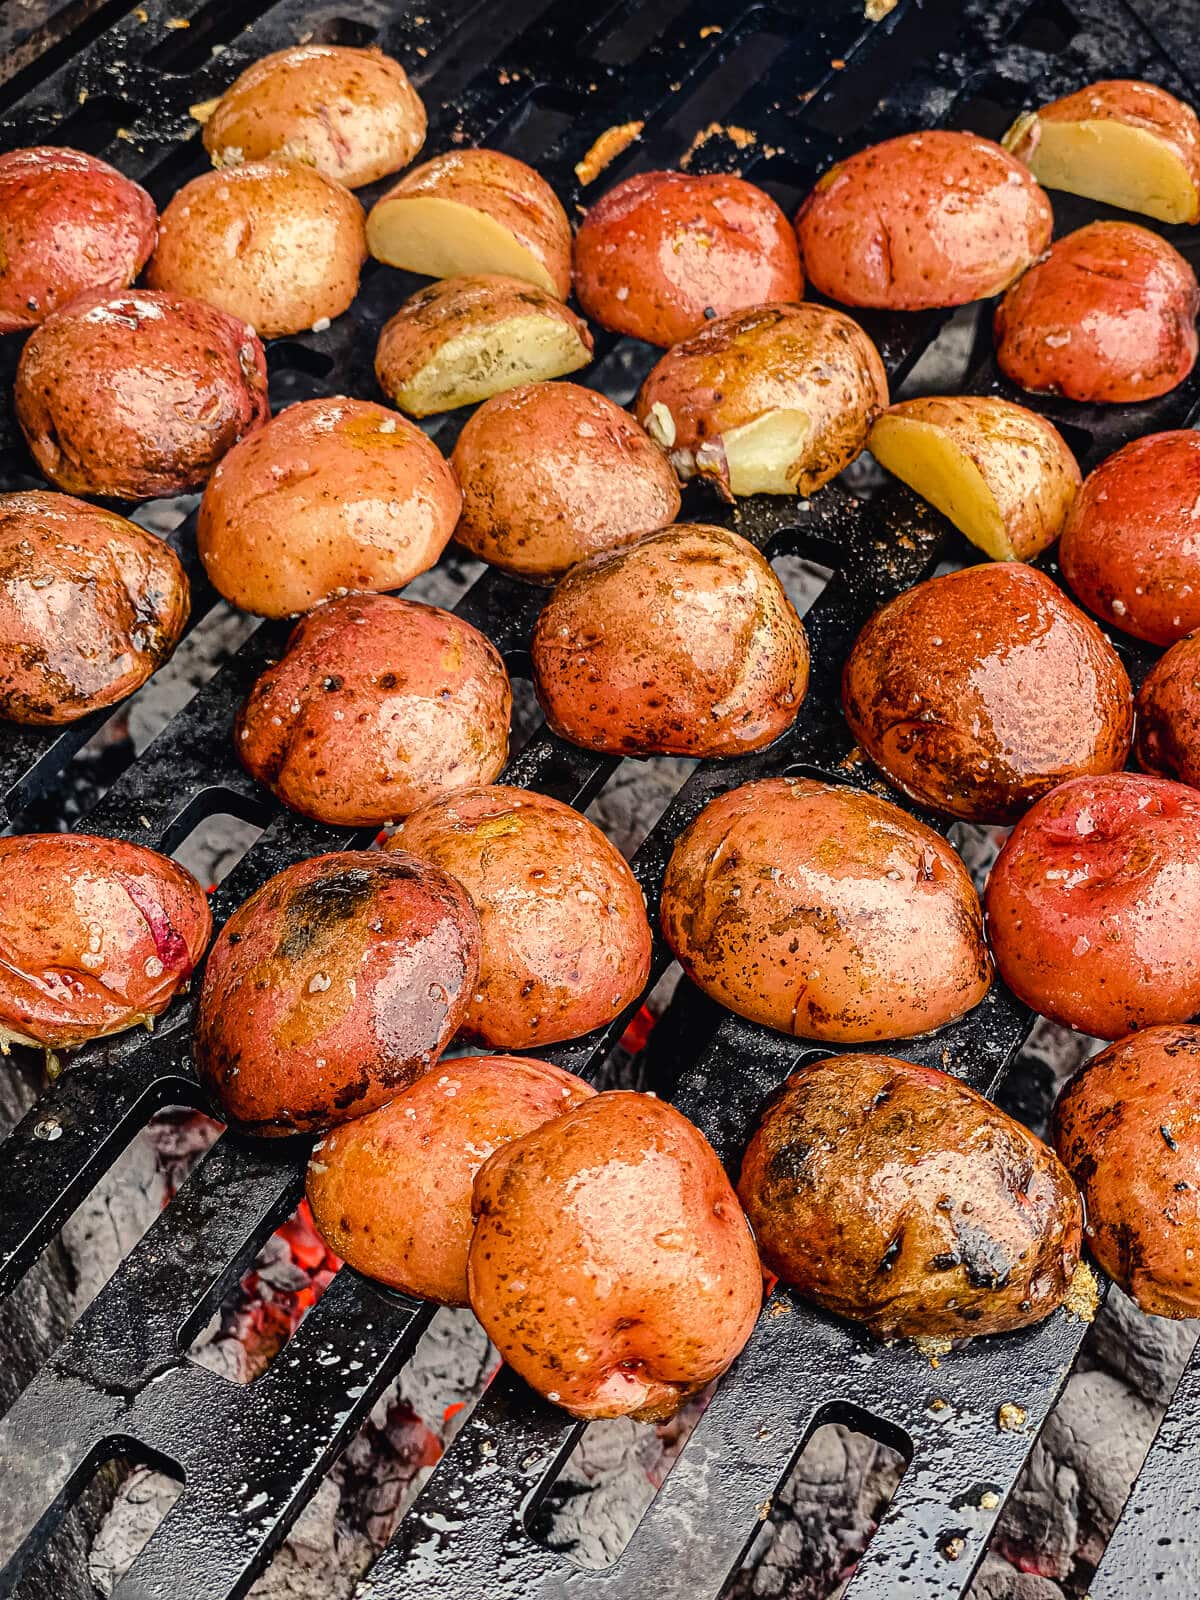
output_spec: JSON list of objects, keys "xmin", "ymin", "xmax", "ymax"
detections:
[
  {"xmin": 1017, "ymin": 117, "xmax": 1199, "ymax": 224},
  {"xmin": 391, "ymin": 315, "xmax": 590, "ymax": 416},
  {"xmin": 367, "ymin": 197, "xmax": 557, "ymax": 293},
  {"xmin": 869, "ymin": 414, "xmax": 1012, "ymax": 560},
  {"xmin": 721, "ymin": 409, "xmax": 811, "ymax": 496}
]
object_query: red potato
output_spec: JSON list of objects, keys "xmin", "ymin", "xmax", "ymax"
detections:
[
  {"xmin": 985, "ymin": 773, "xmax": 1200, "ymax": 1038},
  {"xmin": 1136, "ymin": 629, "xmax": 1200, "ymax": 787},
  {"xmin": 0, "ymin": 834, "xmax": 211, "ymax": 1051},
  {"xmin": 994, "ymin": 221, "xmax": 1200, "ymax": 403},
  {"xmin": 0, "ymin": 147, "xmax": 156, "ymax": 333},
  {"xmin": 306, "ymin": 1054, "xmax": 595, "ymax": 1304},
  {"xmin": 194, "ymin": 850, "xmax": 480, "ymax": 1137}
]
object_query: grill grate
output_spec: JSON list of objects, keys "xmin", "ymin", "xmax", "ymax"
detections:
[{"xmin": 0, "ymin": 0, "xmax": 1198, "ymax": 1596}]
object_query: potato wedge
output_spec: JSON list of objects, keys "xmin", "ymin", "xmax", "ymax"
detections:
[
  {"xmin": 366, "ymin": 149, "xmax": 572, "ymax": 299},
  {"xmin": 375, "ymin": 275, "xmax": 592, "ymax": 416},
  {"xmin": 868, "ymin": 396, "xmax": 1080, "ymax": 562},
  {"xmin": 1004, "ymin": 79, "xmax": 1200, "ymax": 225}
]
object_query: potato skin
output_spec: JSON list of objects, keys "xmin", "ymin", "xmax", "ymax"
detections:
[
  {"xmin": 203, "ymin": 44, "xmax": 426, "ymax": 189},
  {"xmin": 146, "ymin": 160, "xmax": 365, "ymax": 338},
  {"xmin": 842, "ymin": 563, "xmax": 1133, "ymax": 823},
  {"xmin": 236, "ymin": 594, "xmax": 511, "ymax": 828},
  {"xmin": 197, "ymin": 396, "xmax": 460, "ymax": 617},
  {"xmin": 1136, "ymin": 630, "xmax": 1200, "ymax": 788},
  {"xmin": 1060, "ymin": 432, "xmax": 1200, "ymax": 647},
  {"xmin": 0, "ymin": 834, "xmax": 211, "ymax": 1050},
  {"xmin": 531, "ymin": 523, "xmax": 810, "ymax": 757},
  {"xmin": 795, "ymin": 130, "xmax": 1052, "ymax": 310},
  {"xmin": 452, "ymin": 382, "xmax": 680, "ymax": 581},
  {"xmin": 739, "ymin": 1055, "xmax": 1083, "ymax": 1340},
  {"xmin": 1053, "ymin": 1026, "xmax": 1200, "ymax": 1318},
  {"xmin": 306, "ymin": 1055, "xmax": 594, "ymax": 1304},
  {"xmin": 468, "ymin": 1092, "xmax": 762, "ymax": 1420},
  {"xmin": 390, "ymin": 785, "xmax": 651, "ymax": 1048},
  {"xmin": 573, "ymin": 170, "xmax": 802, "ymax": 347},
  {"xmin": 660, "ymin": 777, "xmax": 992, "ymax": 1041},
  {"xmin": 985, "ymin": 773, "xmax": 1200, "ymax": 1039},
  {"xmin": 994, "ymin": 221, "xmax": 1200, "ymax": 402},
  {"xmin": 195, "ymin": 850, "xmax": 480, "ymax": 1137},
  {"xmin": 0, "ymin": 491, "xmax": 188, "ymax": 725},
  {"xmin": 15, "ymin": 289, "xmax": 268, "ymax": 500}
]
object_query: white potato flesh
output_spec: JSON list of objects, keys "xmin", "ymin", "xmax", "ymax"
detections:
[
  {"xmin": 391, "ymin": 315, "xmax": 591, "ymax": 415},
  {"xmin": 868, "ymin": 414, "xmax": 1012, "ymax": 560},
  {"xmin": 366, "ymin": 197, "xmax": 558, "ymax": 293},
  {"xmin": 721, "ymin": 409, "xmax": 811, "ymax": 496},
  {"xmin": 1017, "ymin": 116, "xmax": 1199, "ymax": 224}
]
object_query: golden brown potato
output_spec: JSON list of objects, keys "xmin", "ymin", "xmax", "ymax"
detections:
[
  {"xmin": 842, "ymin": 563, "xmax": 1133, "ymax": 823},
  {"xmin": 795, "ymin": 130, "xmax": 1052, "ymax": 309},
  {"xmin": 146, "ymin": 160, "xmax": 365, "ymax": 338},
  {"xmin": 531, "ymin": 523, "xmax": 810, "ymax": 757},
  {"xmin": 202, "ymin": 44, "xmax": 426, "ymax": 189},
  {"xmin": 366, "ymin": 149, "xmax": 572, "ymax": 299},
  {"xmin": 468, "ymin": 1092, "xmax": 762, "ymax": 1420},
  {"xmin": 306, "ymin": 1054, "xmax": 594, "ymax": 1304},
  {"xmin": 867, "ymin": 396, "xmax": 1080, "ymax": 563},
  {"xmin": 994, "ymin": 221, "xmax": 1200, "ymax": 403},
  {"xmin": 390, "ymin": 785, "xmax": 651, "ymax": 1048},
  {"xmin": 635, "ymin": 303, "xmax": 887, "ymax": 499},
  {"xmin": 452, "ymin": 382, "xmax": 680, "ymax": 581},
  {"xmin": 0, "ymin": 834, "xmax": 211, "ymax": 1051},
  {"xmin": 660, "ymin": 777, "xmax": 992, "ymax": 1041},
  {"xmin": 739, "ymin": 1055, "xmax": 1083, "ymax": 1341},
  {"xmin": 195, "ymin": 850, "xmax": 480, "ymax": 1137},
  {"xmin": 1004, "ymin": 79, "xmax": 1200, "ymax": 225},
  {"xmin": 0, "ymin": 147, "xmax": 156, "ymax": 332},
  {"xmin": 1053, "ymin": 1025, "xmax": 1200, "ymax": 1317},
  {"xmin": 1136, "ymin": 629, "xmax": 1200, "ymax": 788},
  {"xmin": 236, "ymin": 594, "xmax": 511, "ymax": 827},
  {"xmin": 15, "ymin": 289, "xmax": 269, "ymax": 500},
  {"xmin": 375, "ymin": 275, "xmax": 592, "ymax": 417},
  {"xmin": 197, "ymin": 396, "xmax": 460, "ymax": 617},
  {"xmin": 0, "ymin": 491, "xmax": 188, "ymax": 725}
]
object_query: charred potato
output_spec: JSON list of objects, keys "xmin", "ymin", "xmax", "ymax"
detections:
[
  {"xmin": 531, "ymin": 523, "xmax": 810, "ymax": 757},
  {"xmin": 307, "ymin": 1054, "xmax": 594, "ymax": 1304},
  {"xmin": 202, "ymin": 44, "xmax": 426, "ymax": 189},
  {"xmin": 0, "ymin": 833, "xmax": 211, "ymax": 1051},
  {"xmin": 468, "ymin": 1092, "xmax": 762, "ymax": 1420},
  {"xmin": 1136, "ymin": 630, "xmax": 1200, "ymax": 787},
  {"xmin": 390, "ymin": 785, "xmax": 651, "ymax": 1048},
  {"xmin": 985, "ymin": 773, "xmax": 1200, "ymax": 1038},
  {"xmin": 15, "ymin": 289, "xmax": 268, "ymax": 499},
  {"xmin": 197, "ymin": 396, "xmax": 460, "ymax": 618},
  {"xmin": 739, "ymin": 1055, "xmax": 1083, "ymax": 1340},
  {"xmin": 842, "ymin": 563, "xmax": 1133, "ymax": 823},
  {"xmin": 195, "ymin": 850, "xmax": 480, "ymax": 1137},
  {"xmin": 0, "ymin": 491, "xmax": 188, "ymax": 724},
  {"xmin": 795, "ymin": 130, "xmax": 1052, "ymax": 310},
  {"xmin": 635, "ymin": 303, "xmax": 888, "ymax": 499},
  {"xmin": 375, "ymin": 275, "xmax": 592, "ymax": 417},
  {"xmin": 660, "ymin": 777, "xmax": 992, "ymax": 1041},
  {"xmin": 867, "ymin": 396, "xmax": 1080, "ymax": 563},
  {"xmin": 452, "ymin": 382, "xmax": 680, "ymax": 581},
  {"xmin": 994, "ymin": 221, "xmax": 1200, "ymax": 403}
]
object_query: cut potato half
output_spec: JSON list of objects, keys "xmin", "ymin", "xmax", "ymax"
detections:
[{"xmin": 715, "ymin": 410, "xmax": 811, "ymax": 497}]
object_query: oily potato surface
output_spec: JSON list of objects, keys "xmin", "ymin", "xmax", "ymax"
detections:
[
  {"xmin": 660, "ymin": 777, "xmax": 992, "ymax": 1041},
  {"xmin": 468, "ymin": 1091, "xmax": 762, "ymax": 1420},
  {"xmin": 1136, "ymin": 629, "xmax": 1200, "ymax": 788}
]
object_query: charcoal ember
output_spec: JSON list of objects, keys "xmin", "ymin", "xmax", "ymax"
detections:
[
  {"xmin": 88, "ymin": 1469, "xmax": 181, "ymax": 1597},
  {"xmin": 1087, "ymin": 1288, "xmax": 1200, "ymax": 1408},
  {"xmin": 246, "ymin": 1479, "xmax": 368, "ymax": 1600},
  {"xmin": 968, "ymin": 1554, "xmax": 1066, "ymax": 1600},
  {"xmin": 61, "ymin": 1131, "xmax": 167, "ymax": 1315}
]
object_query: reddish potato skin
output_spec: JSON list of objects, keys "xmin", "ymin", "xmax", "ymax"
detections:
[
  {"xmin": 739, "ymin": 1055, "xmax": 1083, "ymax": 1340},
  {"xmin": 1060, "ymin": 432, "xmax": 1200, "ymax": 647},
  {"xmin": 0, "ymin": 491, "xmax": 188, "ymax": 724},
  {"xmin": 573, "ymin": 170, "xmax": 803, "ymax": 347},
  {"xmin": 306, "ymin": 1055, "xmax": 594, "ymax": 1304},
  {"xmin": 795, "ymin": 130, "xmax": 1052, "ymax": 309},
  {"xmin": 0, "ymin": 148, "xmax": 156, "ymax": 333},
  {"xmin": 842, "ymin": 563, "xmax": 1133, "ymax": 823},
  {"xmin": 994, "ymin": 222, "xmax": 1200, "ymax": 402},
  {"xmin": 195, "ymin": 850, "xmax": 480, "ymax": 1137},
  {"xmin": 660, "ymin": 777, "xmax": 992, "ymax": 1042},
  {"xmin": 390, "ymin": 786, "xmax": 651, "ymax": 1048},
  {"xmin": 985, "ymin": 773, "xmax": 1200, "ymax": 1039},
  {"xmin": 468, "ymin": 1092, "xmax": 762, "ymax": 1421},
  {"xmin": 1053, "ymin": 1026, "xmax": 1200, "ymax": 1318},
  {"xmin": 15, "ymin": 290, "xmax": 268, "ymax": 499},
  {"xmin": 1136, "ymin": 630, "xmax": 1200, "ymax": 788},
  {"xmin": 531, "ymin": 523, "xmax": 810, "ymax": 757},
  {"xmin": 0, "ymin": 834, "xmax": 211, "ymax": 1050}
]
